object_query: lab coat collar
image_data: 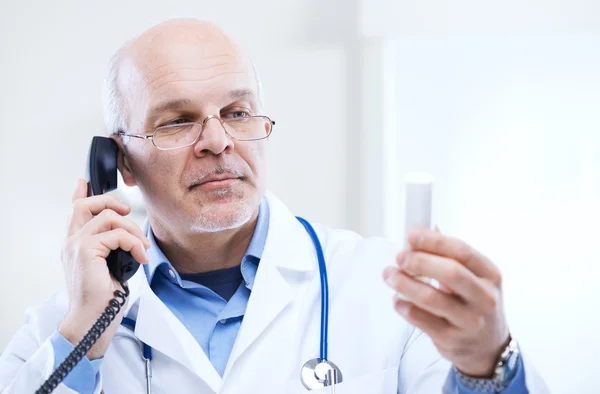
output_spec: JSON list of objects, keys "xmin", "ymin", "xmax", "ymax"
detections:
[
  {"xmin": 124, "ymin": 259, "xmax": 223, "ymax": 392},
  {"xmin": 224, "ymin": 191, "xmax": 318, "ymax": 377},
  {"xmin": 122, "ymin": 191, "xmax": 318, "ymax": 390}
]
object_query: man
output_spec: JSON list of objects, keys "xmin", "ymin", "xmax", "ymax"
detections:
[{"xmin": 0, "ymin": 19, "xmax": 549, "ymax": 393}]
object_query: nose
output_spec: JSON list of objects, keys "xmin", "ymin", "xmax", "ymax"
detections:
[{"xmin": 192, "ymin": 115, "xmax": 234, "ymax": 157}]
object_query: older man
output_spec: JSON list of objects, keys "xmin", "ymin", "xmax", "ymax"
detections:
[{"xmin": 0, "ymin": 19, "xmax": 548, "ymax": 394}]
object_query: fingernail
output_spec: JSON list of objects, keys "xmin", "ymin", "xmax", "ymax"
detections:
[
  {"xmin": 394, "ymin": 292, "xmax": 408, "ymax": 303},
  {"xmin": 398, "ymin": 253, "xmax": 408, "ymax": 268},
  {"xmin": 384, "ymin": 272, "xmax": 396, "ymax": 288},
  {"xmin": 395, "ymin": 300, "xmax": 409, "ymax": 314}
]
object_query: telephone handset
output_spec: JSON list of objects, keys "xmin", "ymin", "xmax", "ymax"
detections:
[
  {"xmin": 86, "ymin": 136, "xmax": 140, "ymax": 283},
  {"xmin": 37, "ymin": 136, "xmax": 140, "ymax": 394}
]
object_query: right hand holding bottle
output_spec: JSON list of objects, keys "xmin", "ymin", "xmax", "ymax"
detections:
[{"xmin": 58, "ymin": 179, "xmax": 151, "ymax": 360}]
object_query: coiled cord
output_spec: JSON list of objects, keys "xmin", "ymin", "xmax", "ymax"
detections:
[{"xmin": 36, "ymin": 284, "xmax": 130, "ymax": 394}]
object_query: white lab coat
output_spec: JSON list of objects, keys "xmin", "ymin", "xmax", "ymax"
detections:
[{"xmin": 0, "ymin": 193, "xmax": 550, "ymax": 394}]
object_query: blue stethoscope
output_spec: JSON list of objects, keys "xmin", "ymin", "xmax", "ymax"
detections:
[{"xmin": 120, "ymin": 217, "xmax": 343, "ymax": 393}]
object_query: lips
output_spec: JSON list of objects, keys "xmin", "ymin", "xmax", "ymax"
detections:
[
  {"xmin": 198, "ymin": 175, "xmax": 238, "ymax": 185},
  {"xmin": 190, "ymin": 175, "xmax": 242, "ymax": 190}
]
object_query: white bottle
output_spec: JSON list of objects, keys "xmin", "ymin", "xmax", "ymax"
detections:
[{"xmin": 402, "ymin": 172, "xmax": 434, "ymax": 285}]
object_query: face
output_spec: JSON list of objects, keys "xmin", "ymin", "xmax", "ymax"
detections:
[{"xmin": 115, "ymin": 30, "xmax": 268, "ymax": 235}]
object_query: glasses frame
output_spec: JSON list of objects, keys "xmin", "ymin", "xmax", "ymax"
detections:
[{"xmin": 117, "ymin": 114, "xmax": 276, "ymax": 151}]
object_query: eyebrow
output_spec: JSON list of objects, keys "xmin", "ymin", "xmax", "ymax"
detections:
[
  {"xmin": 150, "ymin": 89, "xmax": 255, "ymax": 114},
  {"xmin": 149, "ymin": 98, "xmax": 195, "ymax": 115}
]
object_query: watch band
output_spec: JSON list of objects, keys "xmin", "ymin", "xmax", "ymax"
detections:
[{"xmin": 456, "ymin": 335, "xmax": 520, "ymax": 393}]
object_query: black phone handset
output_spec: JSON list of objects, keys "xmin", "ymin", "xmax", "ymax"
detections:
[
  {"xmin": 37, "ymin": 137, "xmax": 141, "ymax": 394},
  {"xmin": 87, "ymin": 137, "xmax": 141, "ymax": 283}
]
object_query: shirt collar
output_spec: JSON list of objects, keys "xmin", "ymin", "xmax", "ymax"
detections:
[{"xmin": 144, "ymin": 197, "xmax": 270, "ymax": 288}]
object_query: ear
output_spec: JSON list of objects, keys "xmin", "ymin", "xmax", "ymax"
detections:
[{"xmin": 110, "ymin": 134, "xmax": 137, "ymax": 187}]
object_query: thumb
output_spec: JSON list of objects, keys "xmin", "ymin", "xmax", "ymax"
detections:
[
  {"xmin": 434, "ymin": 225, "xmax": 441, "ymax": 233},
  {"xmin": 72, "ymin": 178, "xmax": 89, "ymax": 203}
]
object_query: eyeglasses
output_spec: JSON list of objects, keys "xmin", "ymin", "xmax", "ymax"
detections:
[{"xmin": 117, "ymin": 114, "xmax": 275, "ymax": 151}]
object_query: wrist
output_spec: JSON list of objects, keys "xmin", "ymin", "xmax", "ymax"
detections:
[
  {"xmin": 455, "ymin": 334, "xmax": 521, "ymax": 392},
  {"xmin": 456, "ymin": 335, "xmax": 511, "ymax": 378},
  {"xmin": 59, "ymin": 313, "xmax": 111, "ymax": 360}
]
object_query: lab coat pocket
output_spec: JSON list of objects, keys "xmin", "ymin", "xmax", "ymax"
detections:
[{"xmin": 287, "ymin": 367, "xmax": 398, "ymax": 394}]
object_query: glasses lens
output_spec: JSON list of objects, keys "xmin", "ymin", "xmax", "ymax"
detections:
[
  {"xmin": 223, "ymin": 116, "xmax": 272, "ymax": 141},
  {"xmin": 153, "ymin": 123, "xmax": 201, "ymax": 149}
]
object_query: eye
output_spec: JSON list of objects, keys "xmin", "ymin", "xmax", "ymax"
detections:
[
  {"xmin": 163, "ymin": 118, "xmax": 193, "ymax": 126},
  {"xmin": 223, "ymin": 110, "xmax": 251, "ymax": 119}
]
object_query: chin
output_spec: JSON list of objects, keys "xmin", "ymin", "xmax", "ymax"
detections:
[{"xmin": 189, "ymin": 193, "xmax": 255, "ymax": 233}]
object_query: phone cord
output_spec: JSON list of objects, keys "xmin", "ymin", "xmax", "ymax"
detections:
[{"xmin": 35, "ymin": 284, "xmax": 129, "ymax": 394}]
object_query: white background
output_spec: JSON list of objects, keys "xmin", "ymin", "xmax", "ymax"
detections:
[
  {"xmin": 393, "ymin": 34, "xmax": 600, "ymax": 394},
  {"xmin": 1, "ymin": 1, "xmax": 599, "ymax": 393}
]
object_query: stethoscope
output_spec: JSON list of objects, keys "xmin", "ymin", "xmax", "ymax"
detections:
[{"xmin": 120, "ymin": 217, "xmax": 343, "ymax": 393}]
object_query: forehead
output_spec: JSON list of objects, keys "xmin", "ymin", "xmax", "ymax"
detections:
[{"xmin": 119, "ymin": 39, "xmax": 258, "ymax": 116}]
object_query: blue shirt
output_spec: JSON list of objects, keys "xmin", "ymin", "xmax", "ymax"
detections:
[
  {"xmin": 140, "ymin": 198, "xmax": 266, "ymax": 377},
  {"xmin": 50, "ymin": 198, "xmax": 528, "ymax": 393}
]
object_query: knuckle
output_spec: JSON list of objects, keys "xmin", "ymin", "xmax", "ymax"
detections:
[
  {"xmin": 393, "ymin": 273, "xmax": 406, "ymax": 291},
  {"xmin": 482, "ymin": 287, "xmax": 499, "ymax": 310},
  {"xmin": 446, "ymin": 265, "xmax": 463, "ymax": 284},
  {"xmin": 114, "ymin": 228, "xmax": 129, "ymax": 238},
  {"xmin": 412, "ymin": 252, "xmax": 426, "ymax": 268},
  {"xmin": 404, "ymin": 304, "xmax": 418, "ymax": 320},
  {"xmin": 466, "ymin": 314, "xmax": 485, "ymax": 332},
  {"xmin": 99, "ymin": 208, "xmax": 120, "ymax": 223},
  {"xmin": 108, "ymin": 194, "xmax": 123, "ymax": 207},
  {"xmin": 71, "ymin": 198, "xmax": 85, "ymax": 212},
  {"xmin": 489, "ymin": 292, "xmax": 499, "ymax": 311},
  {"xmin": 491, "ymin": 267, "xmax": 503, "ymax": 287},
  {"xmin": 432, "ymin": 235, "xmax": 445, "ymax": 251},
  {"xmin": 456, "ymin": 243, "xmax": 474, "ymax": 262},
  {"xmin": 404, "ymin": 252, "xmax": 417, "ymax": 271},
  {"xmin": 421, "ymin": 287, "xmax": 439, "ymax": 305}
]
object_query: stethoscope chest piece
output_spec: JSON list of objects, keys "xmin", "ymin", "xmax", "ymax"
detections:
[{"xmin": 301, "ymin": 358, "xmax": 343, "ymax": 390}]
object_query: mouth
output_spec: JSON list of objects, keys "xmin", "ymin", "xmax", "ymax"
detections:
[{"xmin": 190, "ymin": 176, "xmax": 242, "ymax": 190}]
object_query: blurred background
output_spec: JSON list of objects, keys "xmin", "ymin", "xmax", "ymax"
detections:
[{"xmin": 1, "ymin": 0, "xmax": 599, "ymax": 392}]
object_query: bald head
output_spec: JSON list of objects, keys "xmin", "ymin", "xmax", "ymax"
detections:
[{"xmin": 103, "ymin": 18, "xmax": 263, "ymax": 135}]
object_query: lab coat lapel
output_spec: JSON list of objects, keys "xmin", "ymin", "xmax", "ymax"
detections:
[
  {"xmin": 225, "ymin": 193, "xmax": 317, "ymax": 375},
  {"xmin": 123, "ymin": 251, "xmax": 223, "ymax": 392}
]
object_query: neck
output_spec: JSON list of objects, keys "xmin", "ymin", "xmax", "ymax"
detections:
[{"xmin": 150, "ymin": 211, "xmax": 259, "ymax": 274}]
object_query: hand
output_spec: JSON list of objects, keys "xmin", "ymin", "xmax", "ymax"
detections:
[
  {"xmin": 383, "ymin": 228, "xmax": 510, "ymax": 377},
  {"xmin": 58, "ymin": 179, "xmax": 151, "ymax": 360}
]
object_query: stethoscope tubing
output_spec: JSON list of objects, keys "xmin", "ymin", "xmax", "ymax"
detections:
[{"xmin": 295, "ymin": 216, "xmax": 329, "ymax": 362}]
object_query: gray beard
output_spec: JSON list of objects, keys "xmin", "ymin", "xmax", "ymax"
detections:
[{"xmin": 189, "ymin": 193, "xmax": 254, "ymax": 233}]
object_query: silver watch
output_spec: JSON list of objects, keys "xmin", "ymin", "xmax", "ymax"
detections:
[{"xmin": 456, "ymin": 336, "xmax": 520, "ymax": 393}]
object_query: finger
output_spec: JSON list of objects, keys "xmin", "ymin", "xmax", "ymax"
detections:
[
  {"xmin": 384, "ymin": 267, "xmax": 482, "ymax": 329},
  {"xmin": 393, "ymin": 297, "xmax": 451, "ymax": 335},
  {"xmin": 68, "ymin": 195, "xmax": 131, "ymax": 236},
  {"xmin": 93, "ymin": 228, "xmax": 150, "ymax": 264},
  {"xmin": 81, "ymin": 210, "xmax": 151, "ymax": 248},
  {"xmin": 398, "ymin": 251, "xmax": 496, "ymax": 312},
  {"xmin": 396, "ymin": 250, "xmax": 452, "ymax": 294},
  {"xmin": 72, "ymin": 179, "xmax": 88, "ymax": 202},
  {"xmin": 407, "ymin": 229, "xmax": 501, "ymax": 282}
]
